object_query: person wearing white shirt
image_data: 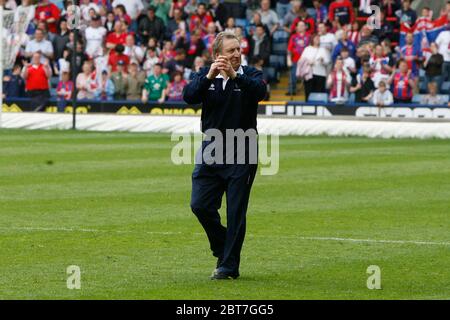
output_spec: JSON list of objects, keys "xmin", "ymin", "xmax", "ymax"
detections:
[
  {"xmin": 318, "ymin": 23, "xmax": 338, "ymax": 54},
  {"xmin": 84, "ymin": 17, "xmax": 107, "ymax": 59},
  {"xmin": 112, "ymin": 0, "xmax": 144, "ymax": 21},
  {"xmin": 124, "ymin": 34, "xmax": 144, "ymax": 64},
  {"xmin": 24, "ymin": 29, "xmax": 54, "ymax": 64},
  {"xmin": 435, "ymin": 30, "xmax": 450, "ymax": 82},
  {"xmin": 80, "ymin": 0, "xmax": 100, "ymax": 22},
  {"xmin": 300, "ymin": 34, "xmax": 331, "ymax": 100},
  {"xmin": 14, "ymin": 0, "xmax": 35, "ymax": 28},
  {"xmin": 371, "ymin": 81, "xmax": 394, "ymax": 106}
]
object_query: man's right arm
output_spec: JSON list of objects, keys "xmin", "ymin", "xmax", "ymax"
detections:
[{"xmin": 182, "ymin": 68, "xmax": 212, "ymax": 104}]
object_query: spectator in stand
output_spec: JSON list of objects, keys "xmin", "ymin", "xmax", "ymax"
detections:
[
  {"xmin": 399, "ymin": 0, "xmax": 417, "ymax": 26},
  {"xmin": 111, "ymin": 0, "xmax": 144, "ymax": 22},
  {"xmin": 111, "ymin": 60, "xmax": 128, "ymax": 100},
  {"xmin": 327, "ymin": 57, "xmax": 351, "ymax": 103},
  {"xmin": 188, "ymin": 56, "xmax": 206, "ymax": 80},
  {"xmin": 372, "ymin": 10, "xmax": 395, "ymax": 43},
  {"xmin": 24, "ymin": 29, "xmax": 54, "ymax": 64},
  {"xmin": 126, "ymin": 62, "xmax": 146, "ymax": 100},
  {"xmin": 67, "ymin": 39, "xmax": 88, "ymax": 79},
  {"xmin": 151, "ymin": 0, "xmax": 172, "ymax": 26},
  {"xmin": 105, "ymin": 11, "xmax": 116, "ymax": 33},
  {"xmin": 2, "ymin": 65, "xmax": 25, "ymax": 99},
  {"xmin": 224, "ymin": 17, "xmax": 237, "ymax": 34},
  {"xmin": 287, "ymin": 21, "xmax": 310, "ymax": 95},
  {"xmin": 143, "ymin": 47, "xmax": 160, "ymax": 77},
  {"xmin": 388, "ymin": 59, "xmax": 417, "ymax": 104},
  {"xmin": 371, "ymin": 80, "xmax": 394, "ymax": 107},
  {"xmin": 76, "ymin": 61, "xmax": 97, "ymax": 100},
  {"xmin": 85, "ymin": 15, "xmax": 108, "ymax": 59},
  {"xmin": 247, "ymin": 12, "xmax": 270, "ymax": 37},
  {"xmin": 318, "ymin": 23, "xmax": 338, "ymax": 55},
  {"xmin": 56, "ymin": 48, "xmax": 71, "ymax": 79},
  {"xmin": 138, "ymin": 6, "xmax": 166, "ymax": 45},
  {"xmin": 350, "ymin": 67, "xmax": 375, "ymax": 103},
  {"xmin": 203, "ymin": 22, "xmax": 217, "ymax": 55},
  {"xmin": 208, "ymin": 0, "xmax": 228, "ymax": 29},
  {"xmin": 399, "ymin": 32, "xmax": 422, "ymax": 76},
  {"xmin": 347, "ymin": 21, "xmax": 360, "ymax": 46},
  {"xmin": 341, "ymin": 47, "xmax": 357, "ymax": 76},
  {"xmin": 124, "ymin": 34, "xmax": 145, "ymax": 64},
  {"xmin": 358, "ymin": 25, "xmax": 379, "ymax": 49},
  {"xmin": 34, "ymin": 0, "xmax": 61, "ymax": 36},
  {"xmin": 142, "ymin": 63, "xmax": 169, "ymax": 103},
  {"xmin": 249, "ymin": 24, "xmax": 271, "ymax": 67},
  {"xmin": 113, "ymin": 4, "xmax": 132, "ymax": 26},
  {"xmin": 328, "ymin": 0, "xmax": 354, "ymax": 26},
  {"xmin": 166, "ymin": 71, "xmax": 188, "ymax": 101},
  {"xmin": 421, "ymin": 82, "xmax": 447, "ymax": 105},
  {"xmin": 332, "ymin": 31, "xmax": 356, "ymax": 62},
  {"xmin": 109, "ymin": 44, "xmax": 130, "ymax": 73},
  {"xmin": 184, "ymin": 0, "xmax": 198, "ymax": 17},
  {"xmin": 178, "ymin": 30, "xmax": 206, "ymax": 68},
  {"xmin": 53, "ymin": 19, "xmax": 70, "ymax": 62},
  {"xmin": 164, "ymin": 49, "xmax": 188, "ymax": 76},
  {"xmin": 257, "ymin": 0, "xmax": 280, "ymax": 36},
  {"xmin": 22, "ymin": 52, "xmax": 52, "ymax": 111},
  {"xmin": 423, "ymin": 42, "xmax": 444, "ymax": 93},
  {"xmin": 283, "ymin": 1, "xmax": 302, "ymax": 33},
  {"xmin": 312, "ymin": 0, "xmax": 329, "ymax": 24},
  {"xmin": 290, "ymin": 8, "xmax": 316, "ymax": 36},
  {"xmin": 166, "ymin": 7, "xmax": 187, "ymax": 40},
  {"xmin": 300, "ymin": 34, "xmax": 331, "ymax": 101},
  {"xmin": 236, "ymin": 27, "xmax": 249, "ymax": 66},
  {"xmin": 80, "ymin": 0, "xmax": 100, "ymax": 23},
  {"xmin": 95, "ymin": 70, "xmax": 115, "ymax": 101},
  {"xmin": 189, "ymin": 3, "xmax": 214, "ymax": 37},
  {"xmin": 106, "ymin": 20, "xmax": 128, "ymax": 51},
  {"xmin": 370, "ymin": 44, "xmax": 394, "ymax": 88},
  {"xmin": 276, "ymin": 0, "xmax": 292, "ymax": 25},
  {"xmin": 435, "ymin": 27, "xmax": 450, "ymax": 82},
  {"xmin": 382, "ymin": 0, "xmax": 400, "ymax": 19},
  {"xmin": 56, "ymin": 71, "xmax": 74, "ymax": 112}
]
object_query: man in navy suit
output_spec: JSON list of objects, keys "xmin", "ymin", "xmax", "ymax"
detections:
[{"xmin": 183, "ymin": 32, "xmax": 267, "ymax": 280}]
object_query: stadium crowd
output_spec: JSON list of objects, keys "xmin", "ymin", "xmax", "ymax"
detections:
[{"xmin": 1, "ymin": 0, "xmax": 450, "ymax": 111}]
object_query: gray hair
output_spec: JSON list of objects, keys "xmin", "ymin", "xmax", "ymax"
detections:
[{"xmin": 212, "ymin": 31, "xmax": 240, "ymax": 57}]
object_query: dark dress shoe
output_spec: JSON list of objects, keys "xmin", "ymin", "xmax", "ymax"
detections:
[{"xmin": 210, "ymin": 269, "xmax": 239, "ymax": 280}]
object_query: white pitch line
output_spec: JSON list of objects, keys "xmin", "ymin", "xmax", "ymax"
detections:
[{"xmin": 0, "ymin": 226, "xmax": 449, "ymax": 247}]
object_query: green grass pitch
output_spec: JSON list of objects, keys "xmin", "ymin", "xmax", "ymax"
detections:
[{"xmin": 0, "ymin": 128, "xmax": 449, "ymax": 299}]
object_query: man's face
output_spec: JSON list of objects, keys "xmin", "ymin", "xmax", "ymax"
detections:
[
  {"xmin": 318, "ymin": 24, "xmax": 326, "ymax": 35},
  {"xmin": 406, "ymin": 34, "xmax": 413, "ymax": 45},
  {"xmin": 218, "ymin": 38, "xmax": 241, "ymax": 70},
  {"xmin": 114, "ymin": 21, "xmax": 122, "ymax": 32},
  {"xmin": 261, "ymin": 0, "xmax": 270, "ymax": 11},
  {"xmin": 32, "ymin": 53, "xmax": 41, "ymax": 65},
  {"xmin": 154, "ymin": 66, "xmax": 162, "ymax": 76},
  {"xmin": 198, "ymin": 5, "xmax": 205, "ymax": 15},
  {"xmin": 35, "ymin": 30, "xmax": 44, "ymax": 41}
]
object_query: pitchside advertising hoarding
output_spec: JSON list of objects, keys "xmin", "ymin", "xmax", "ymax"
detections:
[{"xmin": 2, "ymin": 99, "xmax": 450, "ymax": 119}]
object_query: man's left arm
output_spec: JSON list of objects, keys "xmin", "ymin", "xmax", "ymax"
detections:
[{"xmin": 233, "ymin": 68, "xmax": 267, "ymax": 102}]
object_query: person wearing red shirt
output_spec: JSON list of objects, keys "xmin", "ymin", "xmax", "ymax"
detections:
[
  {"xmin": 106, "ymin": 21, "xmax": 128, "ymax": 51},
  {"xmin": 290, "ymin": 8, "xmax": 316, "ymax": 35},
  {"xmin": 189, "ymin": 3, "xmax": 213, "ymax": 37},
  {"xmin": 329, "ymin": 0, "xmax": 355, "ymax": 26},
  {"xmin": 287, "ymin": 21, "xmax": 310, "ymax": 95},
  {"xmin": 22, "ymin": 52, "xmax": 52, "ymax": 111},
  {"xmin": 387, "ymin": 60, "xmax": 417, "ymax": 103},
  {"xmin": 108, "ymin": 44, "xmax": 130, "ymax": 73},
  {"xmin": 34, "ymin": 0, "xmax": 61, "ymax": 34}
]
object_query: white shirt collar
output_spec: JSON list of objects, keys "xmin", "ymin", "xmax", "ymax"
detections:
[{"xmin": 216, "ymin": 65, "xmax": 244, "ymax": 79}]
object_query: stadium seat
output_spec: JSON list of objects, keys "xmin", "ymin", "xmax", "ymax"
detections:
[
  {"xmin": 308, "ymin": 92, "xmax": 328, "ymax": 103},
  {"xmin": 269, "ymin": 55, "xmax": 286, "ymax": 68},
  {"xmin": 419, "ymin": 81, "xmax": 428, "ymax": 94},
  {"xmin": 442, "ymin": 82, "xmax": 450, "ymax": 93},
  {"xmin": 412, "ymin": 94, "xmax": 422, "ymax": 104},
  {"xmin": 348, "ymin": 93, "xmax": 355, "ymax": 103},
  {"xmin": 235, "ymin": 18, "xmax": 248, "ymax": 29}
]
